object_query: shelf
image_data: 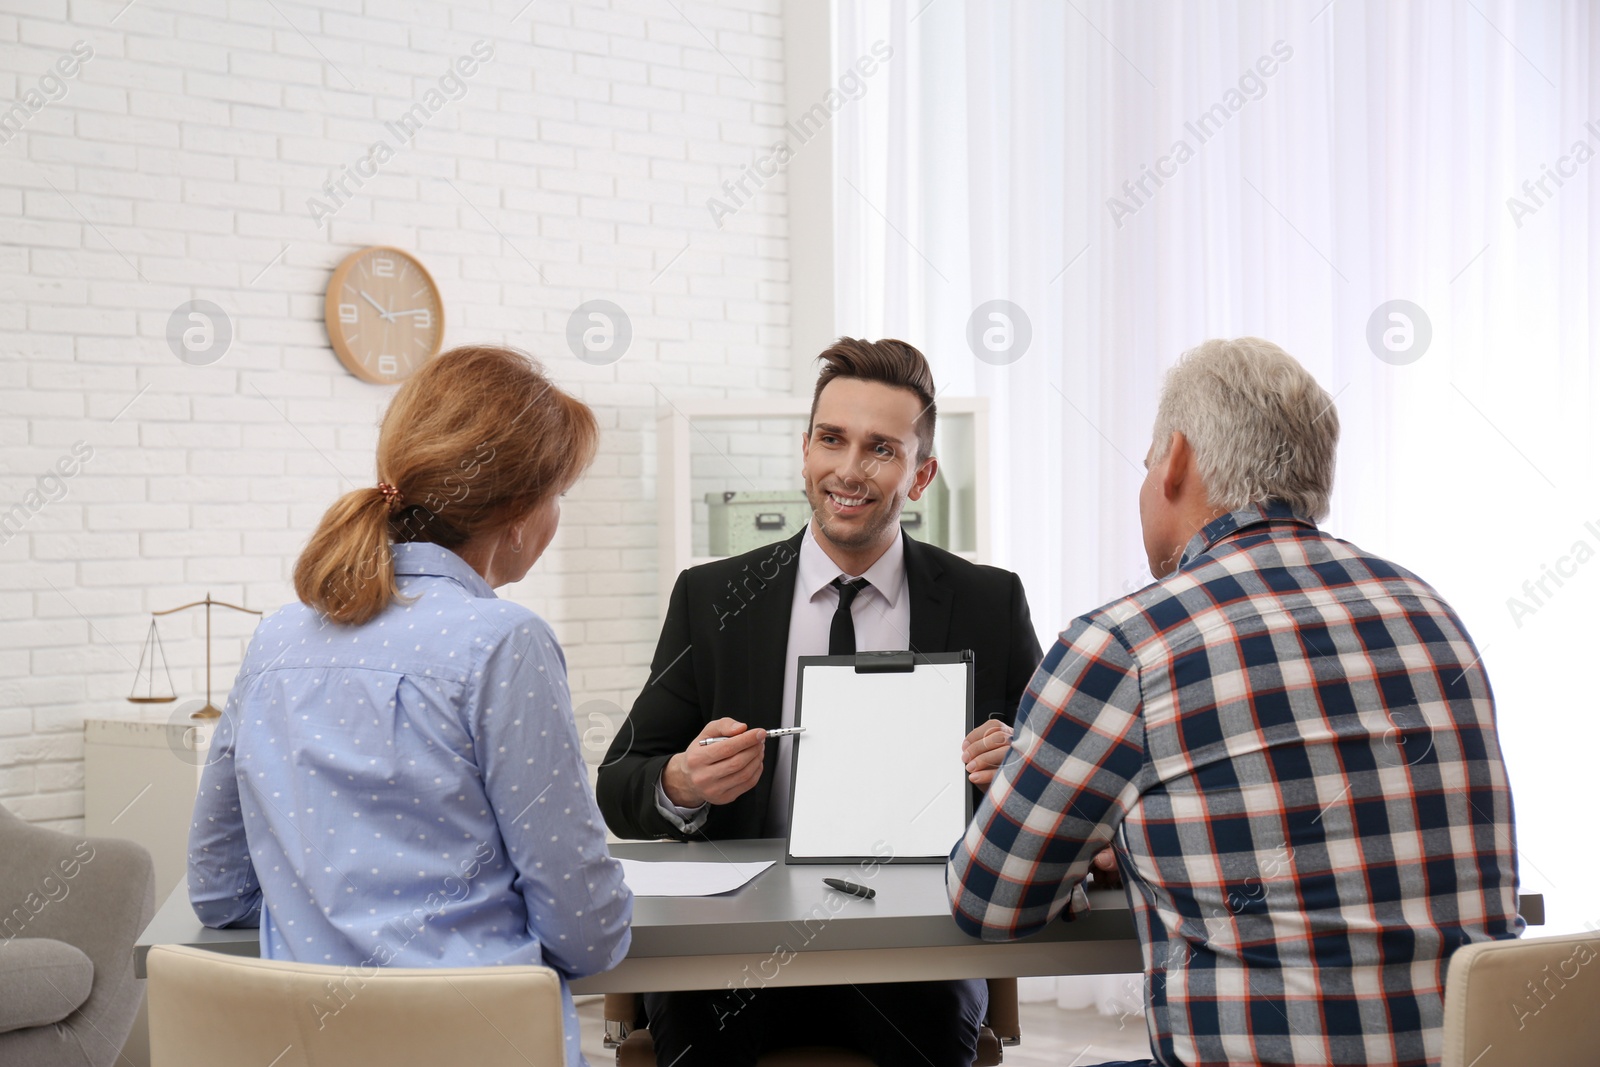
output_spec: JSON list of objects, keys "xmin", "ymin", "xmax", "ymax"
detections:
[
  {"xmin": 657, "ymin": 397, "xmax": 991, "ymax": 604},
  {"xmin": 689, "ymin": 549, "xmax": 979, "ymax": 569}
]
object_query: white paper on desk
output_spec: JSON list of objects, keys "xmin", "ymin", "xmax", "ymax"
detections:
[
  {"xmin": 618, "ymin": 858, "xmax": 774, "ymax": 897},
  {"xmin": 788, "ymin": 656, "xmax": 971, "ymax": 861}
]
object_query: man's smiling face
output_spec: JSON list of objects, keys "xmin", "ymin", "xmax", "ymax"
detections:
[{"xmin": 802, "ymin": 376, "xmax": 936, "ymax": 559}]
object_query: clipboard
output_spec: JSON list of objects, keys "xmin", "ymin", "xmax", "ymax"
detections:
[{"xmin": 785, "ymin": 650, "xmax": 976, "ymax": 864}]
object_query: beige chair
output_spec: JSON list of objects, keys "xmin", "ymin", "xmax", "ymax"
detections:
[
  {"xmin": 1441, "ymin": 931, "xmax": 1599, "ymax": 1067},
  {"xmin": 604, "ymin": 978, "xmax": 1019, "ymax": 1065},
  {"xmin": 147, "ymin": 944, "xmax": 569, "ymax": 1066}
]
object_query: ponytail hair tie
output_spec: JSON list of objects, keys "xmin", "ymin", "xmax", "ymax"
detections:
[{"xmin": 376, "ymin": 482, "xmax": 403, "ymax": 514}]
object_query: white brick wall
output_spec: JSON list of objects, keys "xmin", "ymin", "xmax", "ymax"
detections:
[{"xmin": 0, "ymin": 0, "xmax": 791, "ymax": 830}]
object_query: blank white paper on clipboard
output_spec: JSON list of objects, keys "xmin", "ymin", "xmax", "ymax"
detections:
[{"xmin": 786, "ymin": 651, "xmax": 974, "ymax": 863}]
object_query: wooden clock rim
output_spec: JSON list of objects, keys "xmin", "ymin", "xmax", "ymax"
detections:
[{"xmin": 324, "ymin": 245, "xmax": 446, "ymax": 385}]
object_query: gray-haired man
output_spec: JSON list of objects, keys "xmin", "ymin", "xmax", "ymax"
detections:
[{"xmin": 949, "ymin": 337, "xmax": 1523, "ymax": 1067}]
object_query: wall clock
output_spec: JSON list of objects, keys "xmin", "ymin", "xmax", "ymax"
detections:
[{"xmin": 324, "ymin": 246, "xmax": 445, "ymax": 383}]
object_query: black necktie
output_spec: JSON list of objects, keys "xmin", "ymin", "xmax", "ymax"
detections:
[{"xmin": 829, "ymin": 577, "xmax": 869, "ymax": 656}]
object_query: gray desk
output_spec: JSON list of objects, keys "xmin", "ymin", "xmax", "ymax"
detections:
[{"xmin": 136, "ymin": 838, "xmax": 1142, "ymax": 992}]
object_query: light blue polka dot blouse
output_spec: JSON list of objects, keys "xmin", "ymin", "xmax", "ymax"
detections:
[{"xmin": 188, "ymin": 541, "xmax": 633, "ymax": 1066}]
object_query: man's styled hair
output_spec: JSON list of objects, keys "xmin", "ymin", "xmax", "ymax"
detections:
[
  {"xmin": 809, "ymin": 337, "xmax": 937, "ymax": 463},
  {"xmin": 1151, "ymin": 337, "xmax": 1339, "ymax": 522}
]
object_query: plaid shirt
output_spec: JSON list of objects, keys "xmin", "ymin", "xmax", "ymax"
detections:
[{"xmin": 948, "ymin": 503, "xmax": 1523, "ymax": 1067}]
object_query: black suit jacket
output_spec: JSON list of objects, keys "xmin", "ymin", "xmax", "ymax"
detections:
[{"xmin": 596, "ymin": 529, "xmax": 1044, "ymax": 841}]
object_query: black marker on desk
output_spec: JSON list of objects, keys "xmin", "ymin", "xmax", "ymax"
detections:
[{"xmin": 824, "ymin": 878, "xmax": 875, "ymax": 900}]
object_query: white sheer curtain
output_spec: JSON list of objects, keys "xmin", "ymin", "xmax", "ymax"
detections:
[{"xmin": 836, "ymin": 0, "xmax": 1600, "ymax": 1008}]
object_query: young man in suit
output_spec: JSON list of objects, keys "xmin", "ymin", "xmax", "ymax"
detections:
[{"xmin": 597, "ymin": 337, "xmax": 1044, "ymax": 1067}]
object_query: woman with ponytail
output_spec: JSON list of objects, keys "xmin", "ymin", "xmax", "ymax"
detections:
[{"xmin": 187, "ymin": 346, "xmax": 632, "ymax": 1066}]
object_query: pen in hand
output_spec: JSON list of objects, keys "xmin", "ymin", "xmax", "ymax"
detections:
[{"xmin": 699, "ymin": 726, "xmax": 806, "ymax": 746}]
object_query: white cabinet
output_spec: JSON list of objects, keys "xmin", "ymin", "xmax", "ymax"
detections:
[{"xmin": 83, "ymin": 716, "xmax": 214, "ymax": 903}]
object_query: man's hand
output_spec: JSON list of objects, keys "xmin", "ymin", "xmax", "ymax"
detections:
[
  {"xmin": 1091, "ymin": 848, "xmax": 1122, "ymax": 888},
  {"xmin": 662, "ymin": 718, "xmax": 766, "ymax": 808},
  {"xmin": 961, "ymin": 719, "xmax": 1014, "ymax": 787}
]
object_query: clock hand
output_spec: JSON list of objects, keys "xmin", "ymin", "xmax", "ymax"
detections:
[
  {"xmin": 389, "ymin": 308, "xmax": 431, "ymax": 317},
  {"xmin": 359, "ymin": 290, "xmax": 395, "ymax": 322}
]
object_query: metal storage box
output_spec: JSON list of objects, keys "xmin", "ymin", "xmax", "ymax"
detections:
[
  {"xmin": 705, "ymin": 490, "xmax": 813, "ymax": 555},
  {"xmin": 899, "ymin": 474, "xmax": 948, "ymax": 549}
]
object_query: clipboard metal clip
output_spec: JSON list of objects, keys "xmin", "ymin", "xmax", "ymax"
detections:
[{"xmin": 853, "ymin": 650, "xmax": 916, "ymax": 673}]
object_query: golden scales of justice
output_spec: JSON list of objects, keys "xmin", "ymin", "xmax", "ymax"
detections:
[{"xmin": 126, "ymin": 594, "xmax": 262, "ymax": 719}]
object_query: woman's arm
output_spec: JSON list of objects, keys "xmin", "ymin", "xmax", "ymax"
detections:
[
  {"xmin": 187, "ymin": 689, "xmax": 263, "ymax": 928},
  {"xmin": 474, "ymin": 612, "xmax": 633, "ymax": 979}
]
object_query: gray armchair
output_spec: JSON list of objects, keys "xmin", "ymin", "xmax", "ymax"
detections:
[{"xmin": 0, "ymin": 801, "xmax": 155, "ymax": 1067}]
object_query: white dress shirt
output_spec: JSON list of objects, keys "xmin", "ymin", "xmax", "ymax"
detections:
[{"xmin": 655, "ymin": 524, "xmax": 912, "ymax": 836}]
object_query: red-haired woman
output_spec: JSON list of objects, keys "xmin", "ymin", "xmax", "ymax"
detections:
[{"xmin": 189, "ymin": 347, "xmax": 632, "ymax": 1066}]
